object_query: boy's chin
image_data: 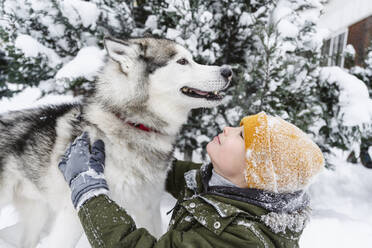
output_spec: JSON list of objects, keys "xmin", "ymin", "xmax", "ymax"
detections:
[{"xmin": 206, "ymin": 142, "xmax": 213, "ymax": 154}]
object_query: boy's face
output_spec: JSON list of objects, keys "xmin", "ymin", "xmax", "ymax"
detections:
[{"xmin": 206, "ymin": 126, "xmax": 247, "ymax": 188}]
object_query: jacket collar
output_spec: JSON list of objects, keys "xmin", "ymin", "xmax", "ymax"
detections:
[
  {"xmin": 185, "ymin": 163, "xmax": 310, "ymax": 213},
  {"xmin": 182, "ymin": 163, "xmax": 310, "ymax": 235}
]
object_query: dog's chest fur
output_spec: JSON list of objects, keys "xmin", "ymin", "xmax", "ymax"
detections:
[
  {"xmin": 95, "ymin": 127, "xmax": 174, "ymax": 231},
  {"xmin": 105, "ymin": 139, "xmax": 170, "ymax": 200}
]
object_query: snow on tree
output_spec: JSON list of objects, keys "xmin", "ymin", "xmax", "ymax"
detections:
[
  {"xmin": 136, "ymin": 0, "xmax": 261, "ymax": 160},
  {"xmin": 0, "ymin": 0, "xmax": 367, "ymax": 165},
  {"xmin": 350, "ymin": 40, "xmax": 372, "ymax": 97},
  {"xmin": 0, "ymin": 0, "xmax": 134, "ymax": 98},
  {"xmin": 143, "ymin": 0, "xmax": 344, "ymax": 162},
  {"xmin": 346, "ymin": 40, "xmax": 372, "ymax": 168}
]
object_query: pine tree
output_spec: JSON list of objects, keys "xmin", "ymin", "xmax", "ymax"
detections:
[
  {"xmin": 0, "ymin": 14, "xmax": 56, "ymax": 98},
  {"xmin": 225, "ymin": 0, "xmax": 348, "ymax": 158},
  {"xmin": 1, "ymin": 0, "xmax": 361, "ymax": 165},
  {"xmin": 0, "ymin": 50, "xmax": 11, "ymax": 98},
  {"xmin": 130, "ymin": 0, "xmax": 261, "ymax": 159},
  {"xmin": 0, "ymin": 0, "xmax": 135, "ymax": 99},
  {"xmin": 349, "ymin": 41, "xmax": 372, "ymax": 168},
  {"xmin": 351, "ymin": 40, "xmax": 372, "ymax": 96},
  {"xmin": 141, "ymin": 0, "xmax": 342, "ymax": 161}
]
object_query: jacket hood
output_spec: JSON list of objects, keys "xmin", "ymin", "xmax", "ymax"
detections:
[
  {"xmin": 199, "ymin": 163, "xmax": 310, "ymax": 213},
  {"xmin": 184, "ymin": 163, "xmax": 311, "ymax": 234}
]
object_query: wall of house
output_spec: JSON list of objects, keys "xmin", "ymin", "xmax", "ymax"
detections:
[{"xmin": 347, "ymin": 16, "xmax": 372, "ymax": 66}]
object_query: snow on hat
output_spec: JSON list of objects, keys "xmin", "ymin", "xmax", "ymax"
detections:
[{"xmin": 239, "ymin": 112, "xmax": 324, "ymax": 193}]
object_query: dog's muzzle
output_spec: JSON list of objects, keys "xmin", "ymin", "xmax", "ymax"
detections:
[
  {"xmin": 220, "ymin": 66, "xmax": 233, "ymax": 84},
  {"xmin": 180, "ymin": 66, "xmax": 233, "ymax": 101}
]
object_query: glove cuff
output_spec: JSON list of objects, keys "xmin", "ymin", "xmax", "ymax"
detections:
[{"xmin": 70, "ymin": 172, "xmax": 109, "ymax": 209}]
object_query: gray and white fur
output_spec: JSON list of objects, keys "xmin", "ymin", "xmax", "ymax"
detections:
[{"xmin": 0, "ymin": 37, "xmax": 232, "ymax": 248}]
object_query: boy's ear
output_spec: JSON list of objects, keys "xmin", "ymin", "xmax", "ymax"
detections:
[{"xmin": 104, "ymin": 37, "xmax": 140, "ymax": 64}]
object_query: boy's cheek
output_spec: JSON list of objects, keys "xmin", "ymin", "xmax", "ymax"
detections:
[{"xmin": 206, "ymin": 142, "xmax": 212, "ymax": 155}]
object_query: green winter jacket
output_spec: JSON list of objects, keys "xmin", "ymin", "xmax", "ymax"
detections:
[{"xmin": 78, "ymin": 160, "xmax": 309, "ymax": 248}]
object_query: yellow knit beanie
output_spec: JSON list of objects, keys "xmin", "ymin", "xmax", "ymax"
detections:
[{"xmin": 239, "ymin": 112, "xmax": 324, "ymax": 193}]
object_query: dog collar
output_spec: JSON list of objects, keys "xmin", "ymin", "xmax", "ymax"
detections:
[
  {"xmin": 115, "ymin": 113, "xmax": 159, "ymax": 133},
  {"xmin": 126, "ymin": 121, "xmax": 158, "ymax": 133}
]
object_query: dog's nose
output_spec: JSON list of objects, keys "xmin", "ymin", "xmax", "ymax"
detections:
[{"xmin": 220, "ymin": 67, "xmax": 232, "ymax": 79}]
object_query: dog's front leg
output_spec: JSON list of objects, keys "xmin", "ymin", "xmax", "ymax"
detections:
[{"xmin": 43, "ymin": 205, "xmax": 83, "ymax": 248}]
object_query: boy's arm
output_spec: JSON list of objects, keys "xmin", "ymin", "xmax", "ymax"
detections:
[
  {"xmin": 165, "ymin": 159, "xmax": 202, "ymax": 199},
  {"xmin": 78, "ymin": 195, "xmax": 157, "ymax": 248},
  {"xmin": 79, "ymin": 195, "xmax": 266, "ymax": 248}
]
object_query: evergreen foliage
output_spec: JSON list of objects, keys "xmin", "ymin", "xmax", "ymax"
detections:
[
  {"xmin": 0, "ymin": 0, "xmax": 135, "ymax": 98},
  {"xmin": 0, "ymin": 0, "xmax": 361, "ymax": 164},
  {"xmin": 351, "ymin": 40, "xmax": 372, "ymax": 97},
  {"xmin": 147, "ymin": 0, "xmax": 343, "ymax": 161},
  {"xmin": 349, "ymin": 41, "xmax": 372, "ymax": 167}
]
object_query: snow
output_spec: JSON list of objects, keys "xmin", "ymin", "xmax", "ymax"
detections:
[
  {"xmin": 55, "ymin": 46, "xmax": 106, "ymax": 81},
  {"xmin": 344, "ymin": 44, "xmax": 356, "ymax": 57},
  {"xmin": 318, "ymin": 0, "xmax": 372, "ymax": 35},
  {"xmin": 320, "ymin": 67, "xmax": 372, "ymax": 126},
  {"xmin": 165, "ymin": 0, "xmax": 189, "ymax": 12},
  {"xmin": 272, "ymin": 1, "xmax": 298, "ymax": 37},
  {"xmin": 300, "ymin": 152, "xmax": 372, "ymax": 247},
  {"xmin": 272, "ymin": 0, "xmax": 325, "ymax": 51},
  {"xmin": 200, "ymin": 11, "xmax": 213, "ymax": 23},
  {"xmin": 0, "ymin": 87, "xmax": 76, "ymax": 114},
  {"xmin": 14, "ymin": 34, "xmax": 61, "ymax": 66},
  {"xmin": 301, "ymin": 217, "xmax": 372, "ymax": 248},
  {"xmin": 166, "ymin": 28, "xmax": 182, "ymax": 40},
  {"xmin": 239, "ymin": 12, "xmax": 254, "ymax": 26},
  {"xmin": 59, "ymin": 0, "xmax": 100, "ymax": 29},
  {"xmin": 145, "ymin": 15, "xmax": 158, "ymax": 30},
  {"xmin": 277, "ymin": 19, "xmax": 299, "ymax": 38},
  {"xmin": 261, "ymin": 208, "xmax": 310, "ymax": 234}
]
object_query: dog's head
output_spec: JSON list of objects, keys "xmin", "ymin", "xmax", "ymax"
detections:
[{"xmin": 96, "ymin": 37, "xmax": 232, "ymax": 132}]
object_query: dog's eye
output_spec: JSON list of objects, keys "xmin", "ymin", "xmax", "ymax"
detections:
[{"xmin": 177, "ymin": 58, "xmax": 189, "ymax": 65}]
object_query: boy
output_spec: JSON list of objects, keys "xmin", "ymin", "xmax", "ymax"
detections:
[{"xmin": 58, "ymin": 112, "xmax": 324, "ymax": 247}]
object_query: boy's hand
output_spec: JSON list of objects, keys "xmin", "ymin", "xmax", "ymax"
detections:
[{"xmin": 58, "ymin": 131, "xmax": 108, "ymax": 209}]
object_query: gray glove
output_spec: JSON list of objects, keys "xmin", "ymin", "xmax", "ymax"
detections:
[{"xmin": 58, "ymin": 131, "xmax": 108, "ymax": 209}]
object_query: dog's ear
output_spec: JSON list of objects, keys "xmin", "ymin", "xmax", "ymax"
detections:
[{"xmin": 104, "ymin": 37, "xmax": 139, "ymax": 63}]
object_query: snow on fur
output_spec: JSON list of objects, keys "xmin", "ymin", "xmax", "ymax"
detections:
[{"xmin": 261, "ymin": 208, "xmax": 310, "ymax": 234}]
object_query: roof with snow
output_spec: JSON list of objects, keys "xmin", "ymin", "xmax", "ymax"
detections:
[{"xmin": 319, "ymin": 0, "xmax": 372, "ymax": 34}]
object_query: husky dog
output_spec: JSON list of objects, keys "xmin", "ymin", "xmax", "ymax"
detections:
[{"xmin": 0, "ymin": 37, "xmax": 232, "ymax": 247}]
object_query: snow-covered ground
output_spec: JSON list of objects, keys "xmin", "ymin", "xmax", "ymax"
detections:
[
  {"xmin": 0, "ymin": 87, "xmax": 371, "ymax": 247},
  {"xmin": 300, "ymin": 153, "xmax": 372, "ymax": 247}
]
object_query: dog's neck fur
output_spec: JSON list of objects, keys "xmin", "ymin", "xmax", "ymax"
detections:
[{"xmin": 82, "ymin": 95, "xmax": 188, "ymax": 142}]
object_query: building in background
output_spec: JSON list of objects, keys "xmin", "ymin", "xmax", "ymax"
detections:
[{"xmin": 319, "ymin": 0, "xmax": 372, "ymax": 67}]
